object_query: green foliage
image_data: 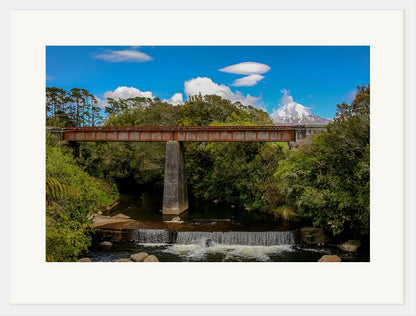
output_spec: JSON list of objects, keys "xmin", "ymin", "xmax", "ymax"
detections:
[
  {"xmin": 46, "ymin": 133, "xmax": 118, "ymax": 261},
  {"xmin": 46, "ymin": 176, "xmax": 80, "ymax": 201},
  {"xmin": 179, "ymin": 95, "xmax": 273, "ymax": 127},
  {"xmin": 79, "ymin": 141, "xmax": 166, "ymax": 186},
  {"xmin": 105, "ymin": 97, "xmax": 183, "ymax": 127},
  {"xmin": 185, "ymin": 141, "xmax": 284, "ymax": 211},
  {"xmin": 275, "ymin": 85, "xmax": 370, "ymax": 237},
  {"xmin": 46, "ymin": 87, "xmax": 102, "ymax": 127}
]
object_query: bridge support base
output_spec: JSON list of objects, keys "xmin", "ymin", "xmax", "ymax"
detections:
[{"xmin": 163, "ymin": 141, "xmax": 188, "ymax": 215}]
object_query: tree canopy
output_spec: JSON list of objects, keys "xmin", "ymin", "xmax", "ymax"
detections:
[
  {"xmin": 46, "ymin": 87, "xmax": 102, "ymax": 127},
  {"xmin": 274, "ymin": 85, "xmax": 370, "ymax": 237}
]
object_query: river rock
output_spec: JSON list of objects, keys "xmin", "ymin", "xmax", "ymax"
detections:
[
  {"xmin": 100, "ymin": 241, "xmax": 113, "ymax": 247},
  {"xmin": 168, "ymin": 216, "xmax": 184, "ymax": 223},
  {"xmin": 298, "ymin": 227, "xmax": 330, "ymax": 245},
  {"xmin": 113, "ymin": 213, "xmax": 130, "ymax": 219},
  {"xmin": 78, "ymin": 257, "xmax": 92, "ymax": 262},
  {"xmin": 143, "ymin": 255, "xmax": 159, "ymax": 262},
  {"xmin": 131, "ymin": 252, "xmax": 149, "ymax": 262},
  {"xmin": 338, "ymin": 240, "xmax": 361, "ymax": 252},
  {"xmin": 318, "ymin": 255, "xmax": 341, "ymax": 262},
  {"xmin": 115, "ymin": 258, "xmax": 132, "ymax": 262}
]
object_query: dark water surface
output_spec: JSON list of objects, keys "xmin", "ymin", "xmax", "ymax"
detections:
[{"xmin": 109, "ymin": 191, "xmax": 294, "ymax": 231}]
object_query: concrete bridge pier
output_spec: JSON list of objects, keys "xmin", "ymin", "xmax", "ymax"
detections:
[{"xmin": 163, "ymin": 141, "xmax": 189, "ymax": 215}]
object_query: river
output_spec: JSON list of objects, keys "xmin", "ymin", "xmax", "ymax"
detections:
[{"xmin": 87, "ymin": 190, "xmax": 367, "ymax": 262}]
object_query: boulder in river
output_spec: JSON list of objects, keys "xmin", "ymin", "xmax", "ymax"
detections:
[
  {"xmin": 131, "ymin": 252, "xmax": 149, "ymax": 262},
  {"xmin": 78, "ymin": 257, "xmax": 92, "ymax": 262},
  {"xmin": 115, "ymin": 258, "xmax": 133, "ymax": 262},
  {"xmin": 143, "ymin": 255, "xmax": 159, "ymax": 262},
  {"xmin": 164, "ymin": 216, "xmax": 184, "ymax": 223},
  {"xmin": 113, "ymin": 213, "xmax": 131, "ymax": 219},
  {"xmin": 318, "ymin": 255, "xmax": 341, "ymax": 262},
  {"xmin": 100, "ymin": 241, "xmax": 113, "ymax": 247},
  {"xmin": 338, "ymin": 240, "xmax": 361, "ymax": 252}
]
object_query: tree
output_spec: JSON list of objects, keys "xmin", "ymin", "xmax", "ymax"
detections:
[
  {"xmin": 46, "ymin": 87, "xmax": 103, "ymax": 127},
  {"xmin": 84, "ymin": 94, "xmax": 102, "ymax": 126},
  {"xmin": 46, "ymin": 87, "xmax": 69, "ymax": 126},
  {"xmin": 274, "ymin": 85, "xmax": 370, "ymax": 237}
]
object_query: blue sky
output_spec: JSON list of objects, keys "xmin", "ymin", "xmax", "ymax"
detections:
[{"xmin": 46, "ymin": 46, "xmax": 369, "ymax": 119}]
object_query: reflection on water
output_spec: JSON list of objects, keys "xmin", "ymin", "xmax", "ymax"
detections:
[{"xmin": 111, "ymin": 191, "xmax": 294, "ymax": 232}]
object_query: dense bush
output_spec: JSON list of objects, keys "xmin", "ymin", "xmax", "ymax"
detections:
[
  {"xmin": 46, "ymin": 134, "xmax": 118, "ymax": 261},
  {"xmin": 274, "ymin": 85, "xmax": 370, "ymax": 237}
]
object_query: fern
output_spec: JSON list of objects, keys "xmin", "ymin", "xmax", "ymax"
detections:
[{"xmin": 46, "ymin": 176, "xmax": 80, "ymax": 201}]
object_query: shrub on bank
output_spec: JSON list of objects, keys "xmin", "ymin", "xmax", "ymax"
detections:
[{"xmin": 46, "ymin": 133, "xmax": 118, "ymax": 261}]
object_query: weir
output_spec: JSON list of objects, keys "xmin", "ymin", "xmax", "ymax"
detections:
[
  {"xmin": 47, "ymin": 125, "xmax": 326, "ymax": 215},
  {"xmin": 136, "ymin": 229, "xmax": 171, "ymax": 244},
  {"xmin": 175, "ymin": 231, "xmax": 296, "ymax": 246},
  {"xmin": 134, "ymin": 229, "xmax": 295, "ymax": 246}
]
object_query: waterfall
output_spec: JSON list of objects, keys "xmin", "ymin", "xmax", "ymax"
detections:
[
  {"xmin": 136, "ymin": 229, "xmax": 171, "ymax": 244},
  {"xmin": 175, "ymin": 231, "xmax": 295, "ymax": 246},
  {"xmin": 134, "ymin": 229, "xmax": 295, "ymax": 246}
]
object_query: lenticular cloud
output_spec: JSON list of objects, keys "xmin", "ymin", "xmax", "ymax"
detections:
[
  {"xmin": 94, "ymin": 48, "xmax": 153, "ymax": 62},
  {"xmin": 219, "ymin": 62, "xmax": 271, "ymax": 75},
  {"xmin": 232, "ymin": 74, "xmax": 264, "ymax": 87}
]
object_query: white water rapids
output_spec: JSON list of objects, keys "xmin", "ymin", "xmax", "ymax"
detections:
[{"xmin": 134, "ymin": 229, "xmax": 296, "ymax": 261}]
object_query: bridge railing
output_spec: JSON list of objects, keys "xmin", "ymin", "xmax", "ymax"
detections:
[{"xmin": 47, "ymin": 125, "xmax": 327, "ymax": 143}]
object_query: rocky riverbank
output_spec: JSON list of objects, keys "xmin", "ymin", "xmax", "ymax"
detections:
[{"xmin": 79, "ymin": 251, "xmax": 159, "ymax": 262}]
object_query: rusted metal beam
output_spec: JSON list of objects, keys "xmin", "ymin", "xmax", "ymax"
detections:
[{"xmin": 63, "ymin": 126, "xmax": 309, "ymax": 142}]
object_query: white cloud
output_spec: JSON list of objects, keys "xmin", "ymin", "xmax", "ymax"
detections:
[
  {"xmin": 98, "ymin": 86, "xmax": 154, "ymax": 107},
  {"xmin": 184, "ymin": 77, "xmax": 261, "ymax": 106},
  {"xmin": 346, "ymin": 90, "xmax": 357, "ymax": 101},
  {"xmin": 232, "ymin": 74, "xmax": 264, "ymax": 87},
  {"xmin": 94, "ymin": 48, "xmax": 153, "ymax": 62},
  {"xmin": 163, "ymin": 93, "xmax": 183, "ymax": 105},
  {"xmin": 279, "ymin": 89, "xmax": 294, "ymax": 105},
  {"xmin": 219, "ymin": 62, "xmax": 271, "ymax": 75}
]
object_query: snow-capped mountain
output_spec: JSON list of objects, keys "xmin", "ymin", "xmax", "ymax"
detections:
[{"xmin": 271, "ymin": 101, "xmax": 331, "ymax": 125}]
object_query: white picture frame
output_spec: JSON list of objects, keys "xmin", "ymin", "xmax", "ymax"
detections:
[{"xmin": 1, "ymin": 0, "xmax": 415, "ymax": 315}]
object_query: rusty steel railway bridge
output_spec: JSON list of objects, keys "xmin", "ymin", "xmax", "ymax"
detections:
[{"xmin": 48, "ymin": 125, "xmax": 325, "ymax": 215}]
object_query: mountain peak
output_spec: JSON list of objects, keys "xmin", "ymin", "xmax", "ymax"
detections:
[{"xmin": 271, "ymin": 102, "xmax": 330, "ymax": 125}]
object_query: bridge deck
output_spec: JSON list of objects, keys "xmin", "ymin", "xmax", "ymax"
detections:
[{"xmin": 63, "ymin": 126, "xmax": 304, "ymax": 142}]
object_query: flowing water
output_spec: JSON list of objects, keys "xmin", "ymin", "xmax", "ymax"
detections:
[{"xmin": 87, "ymin": 190, "xmax": 364, "ymax": 262}]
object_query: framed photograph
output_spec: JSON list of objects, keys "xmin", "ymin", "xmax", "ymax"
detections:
[{"xmin": 2, "ymin": 0, "xmax": 415, "ymax": 315}]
